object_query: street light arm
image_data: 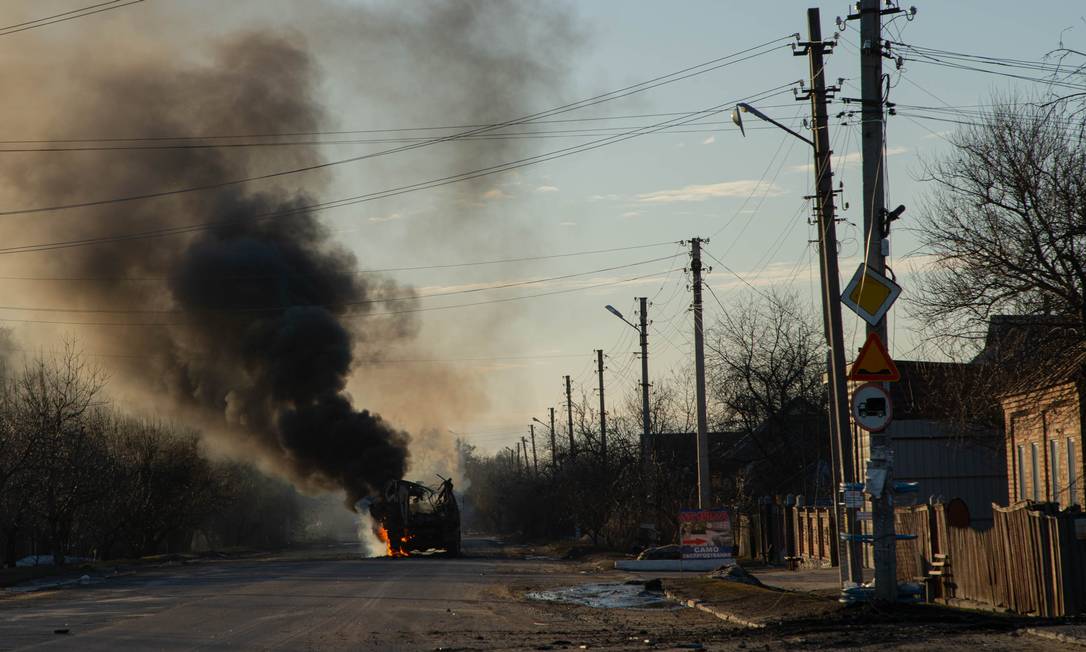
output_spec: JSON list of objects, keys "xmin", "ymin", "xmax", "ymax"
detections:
[
  {"xmin": 605, "ymin": 305, "xmax": 640, "ymax": 332},
  {"xmin": 735, "ymin": 102, "xmax": 814, "ymax": 147}
]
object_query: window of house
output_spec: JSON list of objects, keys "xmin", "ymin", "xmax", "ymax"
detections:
[
  {"xmin": 1031, "ymin": 443, "xmax": 1040, "ymax": 501},
  {"xmin": 1070, "ymin": 439, "xmax": 1079, "ymax": 506},
  {"xmin": 1050, "ymin": 439, "xmax": 1060, "ymax": 505},
  {"xmin": 1017, "ymin": 444, "xmax": 1027, "ymax": 500}
]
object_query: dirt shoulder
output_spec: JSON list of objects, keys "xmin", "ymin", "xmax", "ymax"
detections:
[{"xmin": 663, "ymin": 576, "xmax": 839, "ymax": 627}]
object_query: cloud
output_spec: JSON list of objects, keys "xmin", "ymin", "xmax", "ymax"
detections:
[
  {"xmin": 368, "ymin": 212, "xmax": 402, "ymax": 223},
  {"xmin": 790, "ymin": 146, "xmax": 908, "ymax": 173},
  {"xmin": 636, "ymin": 180, "xmax": 786, "ymax": 204},
  {"xmin": 622, "ymin": 211, "xmax": 641, "ymax": 219},
  {"xmin": 559, "ymin": 221, "xmax": 577, "ymax": 226},
  {"xmin": 481, "ymin": 188, "xmax": 509, "ymax": 200},
  {"xmin": 702, "ymin": 135, "xmax": 716, "ymax": 145},
  {"xmin": 589, "ymin": 193, "xmax": 620, "ymax": 201},
  {"xmin": 922, "ymin": 130, "xmax": 952, "ymax": 141},
  {"xmin": 535, "ymin": 185, "xmax": 559, "ymax": 193}
]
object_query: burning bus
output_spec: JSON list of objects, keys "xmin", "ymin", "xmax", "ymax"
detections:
[{"xmin": 368, "ymin": 477, "xmax": 461, "ymax": 557}]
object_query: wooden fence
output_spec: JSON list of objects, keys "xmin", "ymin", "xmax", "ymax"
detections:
[{"xmin": 895, "ymin": 502, "xmax": 1086, "ymax": 617}]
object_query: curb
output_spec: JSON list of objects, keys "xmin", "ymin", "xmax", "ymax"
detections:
[
  {"xmin": 663, "ymin": 590, "xmax": 766, "ymax": 629},
  {"xmin": 1022, "ymin": 627, "xmax": 1086, "ymax": 648}
]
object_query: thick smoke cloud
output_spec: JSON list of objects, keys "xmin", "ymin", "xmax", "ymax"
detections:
[
  {"xmin": 0, "ymin": 31, "xmax": 415, "ymax": 505},
  {"xmin": 0, "ymin": 1, "xmax": 581, "ymax": 502}
]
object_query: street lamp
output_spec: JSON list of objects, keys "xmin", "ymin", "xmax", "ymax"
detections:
[
  {"xmin": 731, "ymin": 103, "xmax": 813, "ymax": 146},
  {"xmin": 730, "ymin": 94, "xmax": 861, "ymax": 586}
]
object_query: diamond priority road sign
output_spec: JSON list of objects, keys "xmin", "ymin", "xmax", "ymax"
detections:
[
  {"xmin": 841, "ymin": 263, "xmax": 901, "ymax": 327},
  {"xmin": 851, "ymin": 382, "xmax": 893, "ymax": 433}
]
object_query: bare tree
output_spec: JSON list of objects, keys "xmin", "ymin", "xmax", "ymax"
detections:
[
  {"xmin": 13, "ymin": 342, "xmax": 109, "ymax": 565},
  {"xmin": 705, "ymin": 289, "xmax": 829, "ymax": 503},
  {"xmin": 911, "ymin": 98, "xmax": 1086, "ymax": 348}
]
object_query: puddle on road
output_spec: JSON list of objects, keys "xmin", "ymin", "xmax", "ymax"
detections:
[{"xmin": 526, "ymin": 583, "xmax": 679, "ymax": 610}]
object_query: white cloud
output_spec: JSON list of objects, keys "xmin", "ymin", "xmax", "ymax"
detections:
[
  {"xmin": 789, "ymin": 146, "xmax": 908, "ymax": 173},
  {"xmin": 636, "ymin": 180, "xmax": 787, "ymax": 204},
  {"xmin": 702, "ymin": 135, "xmax": 716, "ymax": 145},
  {"xmin": 589, "ymin": 193, "xmax": 621, "ymax": 201},
  {"xmin": 481, "ymin": 188, "xmax": 508, "ymax": 200},
  {"xmin": 535, "ymin": 185, "xmax": 559, "ymax": 193},
  {"xmin": 368, "ymin": 213, "xmax": 402, "ymax": 223},
  {"xmin": 559, "ymin": 221, "xmax": 577, "ymax": 226},
  {"xmin": 622, "ymin": 211, "xmax": 641, "ymax": 219}
]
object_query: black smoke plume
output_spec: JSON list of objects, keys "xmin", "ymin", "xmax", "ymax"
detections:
[{"xmin": 2, "ymin": 32, "xmax": 414, "ymax": 505}]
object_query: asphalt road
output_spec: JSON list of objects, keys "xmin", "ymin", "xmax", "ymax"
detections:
[{"xmin": 0, "ymin": 542, "xmax": 732, "ymax": 651}]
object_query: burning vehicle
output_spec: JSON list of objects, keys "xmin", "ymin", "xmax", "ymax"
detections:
[{"xmin": 369, "ymin": 478, "xmax": 461, "ymax": 557}]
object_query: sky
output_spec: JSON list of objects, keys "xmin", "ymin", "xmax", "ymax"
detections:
[{"xmin": 0, "ymin": 0, "xmax": 1083, "ymax": 462}]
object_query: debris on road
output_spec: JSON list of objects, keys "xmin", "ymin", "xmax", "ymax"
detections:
[
  {"xmin": 526, "ymin": 582, "xmax": 679, "ymax": 610},
  {"xmin": 706, "ymin": 563, "xmax": 765, "ymax": 587}
]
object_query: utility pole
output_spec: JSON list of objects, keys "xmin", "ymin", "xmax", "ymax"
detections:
[
  {"xmin": 596, "ymin": 349, "xmax": 607, "ymax": 466},
  {"xmin": 515, "ymin": 442, "xmax": 523, "ymax": 474},
  {"xmin": 856, "ymin": 0, "xmax": 900, "ymax": 601},
  {"xmin": 565, "ymin": 375, "xmax": 576, "ymax": 459},
  {"xmin": 638, "ymin": 297, "xmax": 651, "ymax": 468},
  {"xmin": 689, "ymin": 237, "xmax": 711, "ymax": 509},
  {"xmin": 796, "ymin": 7, "xmax": 862, "ymax": 585},
  {"xmin": 529, "ymin": 425, "xmax": 539, "ymax": 476},
  {"xmin": 521, "ymin": 436, "xmax": 531, "ymax": 476},
  {"xmin": 549, "ymin": 407, "xmax": 557, "ymax": 471}
]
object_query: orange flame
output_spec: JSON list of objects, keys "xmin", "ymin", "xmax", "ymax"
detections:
[{"xmin": 376, "ymin": 526, "xmax": 410, "ymax": 557}]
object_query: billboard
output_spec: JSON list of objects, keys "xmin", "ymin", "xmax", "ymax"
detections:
[{"xmin": 679, "ymin": 509, "xmax": 733, "ymax": 560}]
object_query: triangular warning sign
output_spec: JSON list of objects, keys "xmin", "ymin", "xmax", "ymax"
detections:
[{"xmin": 849, "ymin": 332, "xmax": 900, "ymax": 382}]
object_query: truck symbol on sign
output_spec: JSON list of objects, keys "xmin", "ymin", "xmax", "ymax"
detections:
[{"xmin": 857, "ymin": 396, "xmax": 887, "ymax": 418}]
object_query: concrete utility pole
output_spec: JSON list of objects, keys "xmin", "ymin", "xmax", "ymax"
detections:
[
  {"xmin": 565, "ymin": 375, "xmax": 576, "ymax": 458},
  {"xmin": 857, "ymin": 0, "xmax": 900, "ymax": 601},
  {"xmin": 516, "ymin": 442, "xmax": 524, "ymax": 474},
  {"xmin": 638, "ymin": 297, "xmax": 652, "ymax": 468},
  {"xmin": 549, "ymin": 407, "xmax": 557, "ymax": 471},
  {"xmin": 689, "ymin": 237, "xmax": 712, "ymax": 509},
  {"xmin": 596, "ymin": 349, "xmax": 607, "ymax": 465},
  {"xmin": 797, "ymin": 7, "xmax": 862, "ymax": 585},
  {"xmin": 529, "ymin": 426, "xmax": 538, "ymax": 476}
]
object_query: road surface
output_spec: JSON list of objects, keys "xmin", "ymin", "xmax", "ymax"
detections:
[
  {"xmin": 0, "ymin": 542, "xmax": 731, "ymax": 651},
  {"xmin": 0, "ymin": 541, "xmax": 1075, "ymax": 650}
]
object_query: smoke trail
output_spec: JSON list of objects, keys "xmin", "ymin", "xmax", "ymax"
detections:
[{"xmin": 0, "ymin": 1, "xmax": 581, "ymax": 503}]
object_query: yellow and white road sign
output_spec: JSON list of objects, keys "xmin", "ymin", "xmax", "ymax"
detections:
[{"xmin": 841, "ymin": 264, "xmax": 901, "ymax": 326}]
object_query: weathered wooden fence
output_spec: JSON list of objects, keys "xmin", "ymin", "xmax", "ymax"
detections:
[
  {"xmin": 793, "ymin": 505, "xmax": 836, "ymax": 566},
  {"xmin": 896, "ymin": 502, "xmax": 1086, "ymax": 617}
]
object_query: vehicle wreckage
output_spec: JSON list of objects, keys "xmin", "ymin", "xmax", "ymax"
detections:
[{"xmin": 368, "ymin": 477, "xmax": 461, "ymax": 557}]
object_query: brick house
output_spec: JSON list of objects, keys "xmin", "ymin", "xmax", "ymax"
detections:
[{"xmin": 1000, "ymin": 346, "xmax": 1085, "ymax": 509}]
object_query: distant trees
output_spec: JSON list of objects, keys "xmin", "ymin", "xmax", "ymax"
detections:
[
  {"xmin": 912, "ymin": 98, "xmax": 1086, "ymax": 347},
  {"xmin": 0, "ymin": 344, "xmax": 317, "ymax": 567}
]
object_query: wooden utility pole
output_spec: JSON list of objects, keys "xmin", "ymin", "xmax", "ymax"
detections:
[
  {"xmin": 856, "ymin": 0, "xmax": 901, "ymax": 601},
  {"xmin": 638, "ymin": 297, "xmax": 651, "ymax": 468},
  {"xmin": 549, "ymin": 407, "xmax": 557, "ymax": 471},
  {"xmin": 796, "ymin": 7, "xmax": 862, "ymax": 585},
  {"xmin": 565, "ymin": 375, "xmax": 576, "ymax": 458},
  {"xmin": 689, "ymin": 237, "xmax": 711, "ymax": 509},
  {"xmin": 596, "ymin": 349, "xmax": 607, "ymax": 465},
  {"xmin": 529, "ymin": 425, "xmax": 538, "ymax": 476}
]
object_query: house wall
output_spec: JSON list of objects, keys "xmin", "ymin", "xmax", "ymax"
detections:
[
  {"xmin": 856, "ymin": 419, "xmax": 1007, "ymax": 529},
  {"xmin": 1002, "ymin": 381, "xmax": 1085, "ymax": 509}
]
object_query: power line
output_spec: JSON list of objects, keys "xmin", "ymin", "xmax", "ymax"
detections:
[
  {"xmin": 0, "ymin": 111, "xmax": 816, "ymax": 152},
  {"xmin": 0, "ymin": 266, "xmax": 681, "ymax": 327},
  {"xmin": 0, "ymin": 0, "xmax": 144, "ymax": 37},
  {"xmin": 0, "ymin": 37, "xmax": 793, "ymax": 217},
  {"xmin": 0, "ymin": 255, "xmax": 676, "ymax": 314},
  {"xmin": 0, "ymin": 241, "xmax": 675, "ymax": 281},
  {"xmin": 0, "ymin": 85, "xmax": 795, "ymax": 257}
]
